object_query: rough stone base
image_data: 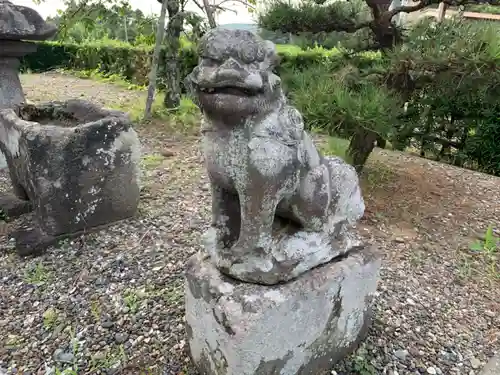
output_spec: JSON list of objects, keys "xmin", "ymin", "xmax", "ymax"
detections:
[
  {"xmin": 185, "ymin": 246, "xmax": 381, "ymax": 375},
  {"xmin": 0, "ymin": 193, "xmax": 32, "ymax": 218},
  {"xmin": 12, "ymin": 226, "xmax": 57, "ymax": 256},
  {"xmin": 12, "ymin": 218, "xmax": 130, "ymax": 256}
]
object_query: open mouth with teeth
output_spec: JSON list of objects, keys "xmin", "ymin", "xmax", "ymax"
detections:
[{"xmin": 198, "ymin": 86, "xmax": 260, "ymax": 96}]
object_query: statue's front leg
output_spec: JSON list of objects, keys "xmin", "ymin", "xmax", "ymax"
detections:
[
  {"xmin": 232, "ymin": 137, "xmax": 300, "ymax": 259},
  {"xmin": 234, "ymin": 182, "xmax": 278, "ymax": 256},
  {"xmin": 210, "ymin": 181, "xmax": 240, "ymax": 248}
]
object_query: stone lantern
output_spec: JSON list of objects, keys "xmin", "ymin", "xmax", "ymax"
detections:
[{"xmin": 0, "ymin": 0, "xmax": 57, "ymax": 109}]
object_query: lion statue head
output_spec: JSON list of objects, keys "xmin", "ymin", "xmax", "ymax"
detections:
[{"xmin": 185, "ymin": 28, "xmax": 284, "ymax": 122}]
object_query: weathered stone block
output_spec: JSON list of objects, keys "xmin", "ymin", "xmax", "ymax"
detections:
[
  {"xmin": 0, "ymin": 99, "xmax": 141, "ymax": 254},
  {"xmin": 185, "ymin": 245, "xmax": 381, "ymax": 375}
]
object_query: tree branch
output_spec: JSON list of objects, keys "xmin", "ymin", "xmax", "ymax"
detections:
[
  {"xmin": 385, "ymin": 0, "xmax": 500, "ymax": 21},
  {"xmin": 190, "ymin": 0, "xmax": 206, "ymax": 13},
  {"xmin": 216, "ymin": 0, "xmax": 255, "ymax": 10},
  {"xmin": 384, "ymin": 0, "xmax": 430, "ymax": 22}
]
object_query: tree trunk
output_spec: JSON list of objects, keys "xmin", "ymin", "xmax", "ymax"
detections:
[
  {"xmin": 438, "ymin": 115, "xmax": 455, "ymax": 161},
  {"xmin": 420, "ymin": 110, "xmax": 433, "ymax": 157},
  {"xmin": 203, "ymin": 0, "xmax": 217, "ymax": 28},
  {"xmin": 347, "ymin": 129, "xmax": 379, "ymax": 174},
  {"xmin": 437, "ymin": 2, "xmax": 447, "ymax": 22},
  {"xmin": 163, "ymin": 0, "xmax": 184, "ymax": 109},
  {"xmin": 376, "ymin": 135, "xmax": 387, "ymax": 149},
  {"xmin": 144, "ymin": 0, "xmax": 168, "ymax": 119}
]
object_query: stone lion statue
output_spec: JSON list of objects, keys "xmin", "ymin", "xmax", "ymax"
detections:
[{"xmin": 186, "ymin": 28, "xmax": 365, "ymax": 285}]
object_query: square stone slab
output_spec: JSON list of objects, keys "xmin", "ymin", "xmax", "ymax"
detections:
[{"xmin": 185, "ymin": 245, "xmax": 381, "ymax": 375}]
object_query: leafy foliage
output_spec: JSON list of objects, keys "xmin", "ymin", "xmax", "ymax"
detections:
[
  {"xmin": 282, "ymin": 60, "xmax": 400, "ymax": 138},
  {"xmin": 258, "ymin": 0, "xmax": 370, "ymax": 34},
  {"xmin": 258, "ymin": 0, "xmax": 500, "ymax": 174},
  {"xmin": 388, "ymin": 18, "xmax": 500, "ymax": 175},
  {"xmin": 259, "ymin": 0, "xmax": 404, "ymax": 52},
  {"xmin": 467, "ymin": 3, "xmax": 500, "ymax": 13},
  {"xmin": 470, "ymin": 225, "xmax": 499, "ymax": 253},
  {"xmin": 47, "ymin": 0, "xmax": 158, "ymax": 45}
]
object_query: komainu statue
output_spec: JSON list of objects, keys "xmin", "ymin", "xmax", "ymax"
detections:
[
  {"xmin": 186, "ymin": 29, "xmax": 365, "ymax": 285},
  {"xmin": 184, "ymin": 29, "xmax": 381, "ymax": 375}
]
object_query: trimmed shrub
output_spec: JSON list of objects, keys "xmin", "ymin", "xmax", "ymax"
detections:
[
  {"xmin": 21, "ymin": 40, "xmax": 379, "ymax": 89},
  {"xmin": 23, "ymin": 41, "xmax": 175, "ymax": 87}
]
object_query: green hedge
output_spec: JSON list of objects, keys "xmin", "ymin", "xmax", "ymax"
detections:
[
  {"xmin": 22, "ymin": 41, "xmax": 164, "ymax": 87},
  {"xmin": 21, "ymin": 41, "xmax": 379, "ymax": 90}
]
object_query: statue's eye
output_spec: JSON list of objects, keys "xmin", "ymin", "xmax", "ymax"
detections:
[
  {"xmin": 238, "ymin": 41, "xmax": 258, "ymax": 64},
  {"xmin": 256, "ymin": 46, "xmax": 265, "ymax": 62}
]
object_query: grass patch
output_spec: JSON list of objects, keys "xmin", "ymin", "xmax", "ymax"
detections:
[
  {"xmin": 122, "ymin": 288, "xmax": 148, "ymax": 314},
  {"xmin": 54, "ymin": 369, "xmax": 78, "ymax": 375},
  {"xmin": 470, "ymin": 224, "xmax": 499, "ymax": 254},
  {"xmin": 336, "ymin": 344, "xmax": 378, "ymax": 375},
  {"xmin": 5, "ymin": 334, "xmax": 23, "ymax": 349},
  {"xmin": 321, "ymin": 136, "xmax": 350, "ymax": 160},
  {"xmin": 123, "ymin": 290, "xmax": 140, "ymax": 314},
  {"xmin": 468, "ymin": 225, "xmax": 499, "ymax": 280},
  {"xmin": 90, "ymin": 299, "xmax": 102, "ymax": 323},
  {"xmin": 90, "ymin": 345, "xmax": 127, "ymax": 372},
  {"xmin": 455, "ymin": 225, "xmax": 499, "ymax": 283},
  {"xmin": 457, "ymin": 253, "xmax": 473, "ymax": 281},
  {"xmin": 24, "ymin": 262, "xmax": 51, "ymax": 286},
  {"xmin": 62, "ymin": 68, "xmax": 145, "ymax": 91},
  {"xmin": 43, "ymin": 307, "xmax": 60, "ymax": 330},
  {"xmin": 319, "ymin": 135, "xmax": 396, "ymax": 194},
  {"xmin": 142, "ymin": 154, "xmax": 165, "ymax": 170},
  {"xmin": 61, "ymin": 68, "xmax": 200, "ymax": 132},
  {"xmin": 162, "ymin": 279, "xmax": 184, "ymax": 305},
  {"xmin": 140, "ymin": 278, "xmax": 184, "ymax": 308},
  {"xmin": 155, "ymin": 96, "xmax": 200, "ymax": 134},
  {"xmin": 360, "ymin": 160, "xmax": 397, "ymax": 194}
]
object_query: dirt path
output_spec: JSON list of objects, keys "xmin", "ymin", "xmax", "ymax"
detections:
[
  {"xmin": 0, "ymin": 73, "xmax": 498, "ymax": 375},
  {"xmin": 21, "ymin": 72, "xmax": 145, "ymax": 111}
]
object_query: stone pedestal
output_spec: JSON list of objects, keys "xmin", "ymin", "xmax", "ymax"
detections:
[
  {"xmin": 0, "ymin": 41, "xmax": 37, "ymax": 109},
  {"xmin": 0, "ymin": 41, "xmax": 39, "ymax": 195},
  {"xmin": 185, "ymin": 246, "xmax": 381, "ymax": 375},
  {"xmin": 0, "ymin": 57, "xmax": 25, "ymax": 109}
]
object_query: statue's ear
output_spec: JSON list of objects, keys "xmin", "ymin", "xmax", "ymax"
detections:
[
  {"xmin": 184, "ymin": 74, "xmax": 194, "ymax": 96},
  {"xmin": 273, "ymin": 54, "xmax": 282, "ymax": 69},
  {"xmin": 263, "ymin": 40, "xmax": 280, "ymax": 69},
  {"xmin": 184, "ymin": 73, "xmax": 201, "ymax": 107}
]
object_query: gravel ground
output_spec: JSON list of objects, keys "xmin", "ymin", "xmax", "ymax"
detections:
[{"xmin": 0, "ymin": 73, "xmax": 499, "ymax": 375}]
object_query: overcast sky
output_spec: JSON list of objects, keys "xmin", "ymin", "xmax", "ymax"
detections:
[{"xmin": 13, "ymin": 0, "xmax": 256, "ymax": 24}]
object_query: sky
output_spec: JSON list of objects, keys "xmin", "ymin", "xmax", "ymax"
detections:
[{"xmin": 12, "ymin": 0, "xmax": 257, "ymax": 25}]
